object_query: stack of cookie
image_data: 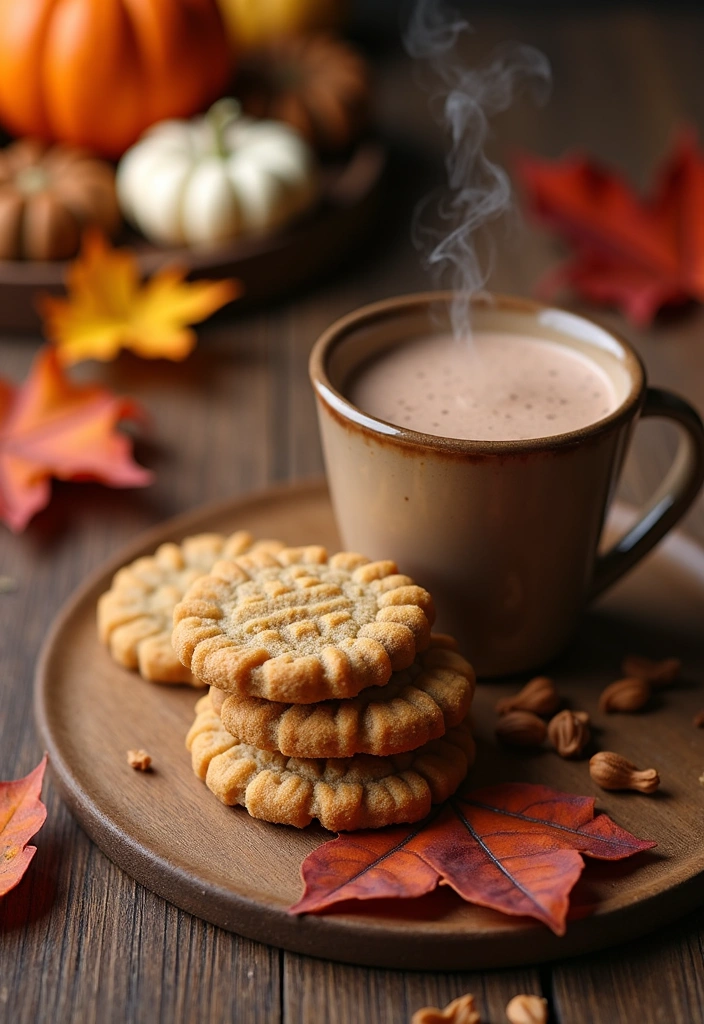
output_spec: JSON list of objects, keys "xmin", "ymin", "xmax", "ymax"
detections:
[{"xmin": 172, "ymin": 545, "xmax": 477, "ymax": 831}]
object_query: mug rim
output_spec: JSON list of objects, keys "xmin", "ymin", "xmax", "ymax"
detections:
[{"xmin": 309, "ymin": 291, "xmax": 647, "ymax": 456}]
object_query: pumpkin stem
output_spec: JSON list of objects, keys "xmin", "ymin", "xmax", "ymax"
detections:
[{"xmin": 208, "ymin": 98, "xmax": 241, "ymax": 160}]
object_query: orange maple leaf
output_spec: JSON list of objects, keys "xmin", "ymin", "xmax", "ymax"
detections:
[
  {"xmin": 0, "ymin": 756, "xmax": 48, "ymax": 898},
  {"xmin": 516, "ymin": 130, "xmax": 704, "ymax": 325},
  {"xmin": 0, "ymin": 347, "xmax": 152, "ymax": 532},
  {"xmin": 39, "ymin": 232, "xmax": 241, "ymax": 365},
  {"xmin": 290, "ymin": 783, "xmax": 655, "ymax": 935}
]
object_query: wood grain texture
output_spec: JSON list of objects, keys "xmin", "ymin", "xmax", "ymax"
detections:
[
  {"xmin": 552, "ymin": 914, "xmax": 704, "ymax": 1024},
  {"xmin": 2, "ymin": 6, "xmax": 704, "ymax": 1022},
  {"xmin": 283, "ymin": 955, "xmax": 542, "ymax": 1024}
]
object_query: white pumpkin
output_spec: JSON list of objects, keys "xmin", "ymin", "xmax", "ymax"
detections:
[{"xmin": 116, "ymin": 99, "xmax": 319, "ymax": 248}]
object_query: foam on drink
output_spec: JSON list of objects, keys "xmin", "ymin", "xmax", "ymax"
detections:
[{"xmin": 348, "ymin": 331, "xmax": 618, "ymax": 441}]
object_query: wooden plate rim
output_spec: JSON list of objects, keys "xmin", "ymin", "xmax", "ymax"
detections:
[{"xmin": 33, "ymin": 480, "xmax": 704, "ymax": 970}]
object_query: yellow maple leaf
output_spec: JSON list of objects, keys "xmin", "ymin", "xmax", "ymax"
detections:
[{"xmin": 39, "ymin": 232, "xmax": 241, "ymax": 365}]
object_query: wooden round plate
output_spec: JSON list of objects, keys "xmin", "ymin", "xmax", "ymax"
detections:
[
  {"xmin": 34, "ymin": 480, "xmax": 704, "ymax": 970},
  {"xmin": 0, "ymin": 143, "xmax": 385, "ymax": 333}
]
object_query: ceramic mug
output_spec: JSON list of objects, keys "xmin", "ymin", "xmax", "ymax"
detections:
[{"xmin": 309, "ymin": 292, "xmax": 704, "ymax": 677}]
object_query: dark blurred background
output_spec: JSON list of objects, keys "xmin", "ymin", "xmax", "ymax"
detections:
[{"xmin": 349, "ymin": 0, "xmax": 703, "ymax": 39}]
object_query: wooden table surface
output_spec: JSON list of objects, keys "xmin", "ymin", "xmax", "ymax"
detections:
[{"xmin": 3, "ymin": 7, "xmax": 704, "ymax": 1023}]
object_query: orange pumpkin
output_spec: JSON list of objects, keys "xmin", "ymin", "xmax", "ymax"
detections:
[{"xmin": 0, "ymin": 0, "xmax": 232, "ymax": 159}]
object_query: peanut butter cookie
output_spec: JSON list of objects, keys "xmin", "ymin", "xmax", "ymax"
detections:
[
  {"xmin": 98, "ymin": 531, "xmax": 284, "ymax": 684},
  {"xmin": 212, "ymin": 638, "xmax": 475, "ymax": 758},
  {"xmin": 186, "ymin": 694, "xmax": 475, "ymax": 831},
  {"xmin": 173, "ymin": 549, "xmax": 435, "ymax": 702}
]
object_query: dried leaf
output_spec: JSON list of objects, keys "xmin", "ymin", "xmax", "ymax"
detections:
[
  {"xmin": 0, "ymin": 756, "xmax": 48, "ymax": 898},
  {"xmin": 291, "ymin": 783, "xmax": 655, "ymax": 935},
  {"xmin": 39, "ymin": 232, "xmax": 241, "ymax": 365},
  {"xmin": 0, "ymin": 346, "xmax": 152, "ymax": 532},
  {"xmin": 516, "ymin": 130, "xmax": 704, "ymax": 325},
  {"xmin": 291, "ymin": 821, "xmax": 441, "ymax": 914}
]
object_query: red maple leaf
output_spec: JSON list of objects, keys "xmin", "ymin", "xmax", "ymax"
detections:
[
  {"xmin": 0, "ymin": 346, "xmax": 152, "ymax": 532},
  {"xmin": 290, "ymin": 783, "xmax": 655, "ymax": 935},
  {"xmin": 516, "ymin": 130, "xmax": 704, "ymax": 325},
  {"xmin": 0, "ymin": 756, "xmax": 48, "ymax": 898}
]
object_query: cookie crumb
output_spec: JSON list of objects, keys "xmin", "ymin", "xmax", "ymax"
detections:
[{"xmin": 127, "ymin": 749, "xmax": 152, "ymax": 772}]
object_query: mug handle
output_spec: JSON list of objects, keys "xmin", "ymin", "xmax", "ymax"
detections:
[{"xmin": 589, "ymin": 387, "xmax": 704, "ymax": 601}]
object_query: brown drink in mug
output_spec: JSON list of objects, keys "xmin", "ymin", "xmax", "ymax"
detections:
[{"xmin": 310, "ymin": 292, "xmax": 704, "ymax": 676}]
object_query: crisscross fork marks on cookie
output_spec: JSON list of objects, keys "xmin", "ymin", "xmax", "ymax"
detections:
[
  {"xmin": 173, "ymin": 549, "xmax": 436, "ymax": 702},
  {"xmin": 97, "ymin": 530, "xmax": 285, "ymax": 684}
]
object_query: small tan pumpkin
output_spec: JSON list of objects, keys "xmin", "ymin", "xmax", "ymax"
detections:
[{"xmin": 0, "ymin": 140, "xmax": 119, "ymax": 261}]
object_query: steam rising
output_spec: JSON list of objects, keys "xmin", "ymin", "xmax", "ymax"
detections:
[{"xmin": 404, "ymin": 0, "xmax": 551, "ymax": 338}]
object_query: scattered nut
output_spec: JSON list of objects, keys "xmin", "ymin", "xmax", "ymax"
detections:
[
  {"xmin": 506, "ymin": 994, "xmax": 549, "ymax": 1024},
  {"xmin": 621, "ymin": 655, "xmax": 681, "ymax": 687},
  {"xmin": 589, "ymin": 751, "xmax": 659, "ymax": 793},
  {"xmin": 694, "ymin": 711, "xmax": 704, "ymax": 728},
  {"xmin": 598, "ymin": 677, "xmax": 651, "ymax": 713},
  {"xmin": 547, "ymin": 710, "xmax": 590, "ymax": 758},
  {"xmin": 127, "ymin": 749, "xmax": 152, "ymax": 771},
  {"xmin": 496, "ymin": 677, "xmax": 560, "ymax": 717},
  {"xmin": 411, "ymin": 993, "xmax": 480, "ymax": 1024},
  {"xmin": 699, "ymin": 772, "xmax": 704, "ymax": 786},
  {"xmin": 495, "ymin": 710, "xmax": 547, "ymax": 748}
]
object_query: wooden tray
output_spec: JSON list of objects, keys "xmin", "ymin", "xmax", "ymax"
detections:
[
  {"xmin": 0, "ymin": 143, "xmax": 385, "ymax": 333},
  {"xmin": 34, "ymin": 480, "xmax": 704, "ymax": 970}
]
